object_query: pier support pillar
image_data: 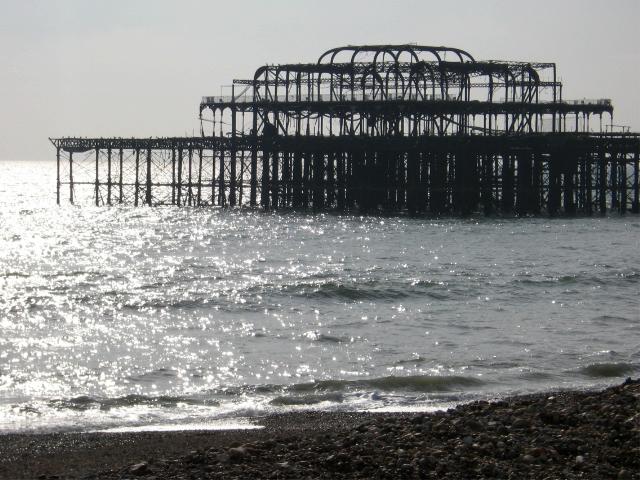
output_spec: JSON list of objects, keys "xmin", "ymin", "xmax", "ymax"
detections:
[
  {"xmin": 118, "ymin": 149, "xmax": 124, "ymax": 204},
  {"xmin": 312, "ymin": 152, "xmax": 324, "ymax": 211},
  {"xmin": 584, "ymin": 153, "xmax": 593, "ymax": 215},
  {"xmin": 107, "ymin": 148, "xmax": 112, "ymax": 206},
  {"xmin": 261, "ymin": 148, "xmax": 270, "ymax": 208},
  {"xmin": 549, "ymin": 152, "xmax": 562, "ymax": 216},
  {"xmin": 336, "ymin": 152, "xmax": 346, "ymax": 211},
  {"xmin": 145, "ymin": 148, "xmax": 152, "ymax": 206},
  {"xmin": 598, "ymin": 149, "xmax": 607, "ymax": 214},
  {"xmin": 406, "ymin": 150, "xmax": 419, "ymax": 214},
  {"xmin": 620, "ymin": 155, "xmax": 627, "ymax": 214},
  {"xmin": 177, "ymin": 149, "xmax": 183, "ymax": 207},
  {"xmin": 501, "ymin": 154, "xmax": 514, "ymax": 213},
  {"xmin": 69, "ymin": 151, "xmax": 74, "ymax": 205},
  {"xmin": 302, "ymin": 152, "xmax": 310, "ymax": 209},
  {"xmin": 171, "ymin": 148, "xmax": 176, "ymax": 205},
  {"xmin": 516, "ymin": 151, "xmax": 533, "ymax": 215},
  {"xmin": 293, "ymin": 151, "xmax": 302, "ymax": 208},
  {"xmin": 134, "ymin": 149, "xmax": 140, "ymax": 207},
  {"xmin": 326, "ymin": 152, "xmax": 335, "ymax": 208},
  {"xmin": 94, "ymin": 148, "xmax": 100, "ymax": 207},
  {"xmin": 563, "ymin": 153, "xmax": 576, "ymax": 216},
  {"xmin": 610, "ymin": 151, "xmax": 619, "ymax": 212},
  {"xmin": 56, "ymin": 147, "xmax": 61, "ymax": 205},
  {"xmin": 532, "ymin": 152, "xmax": 542, "ymax": 215},
  {"xmin": 430, "ymin": 153, "xmax": 447, "ymax": 215},
  {"xmin": 417, "ymin": 152, "xmax": 428, "ymax": 213},
  {"xmin": 271, "ymin": 151, "xmax": 280, "ymax": 208},
  {"xmin": 481, "ymin": 155, "xmax": 493, "ymax": 215},
  {"xmin": 230, "ymin": 108, "xmax": 237, "ymax": 207},
  {"xmin": 187, "ymin": 148, "xmax": 193, "ymax": 206},
  {"xmin": 219, "ymin": 149, "xmax": 226, "ymax": 207},
  {"xmin": 633, "ymin": 150, "xmax": 639, "ymax": 213},
  {"xmin": 197, "ymin": 149, "xmax": 203, "ymax": 206}
]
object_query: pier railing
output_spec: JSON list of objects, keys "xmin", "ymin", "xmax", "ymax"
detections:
[{"xmin": 201, "ymin": 94, "xmax": 612, "ymax": 106}]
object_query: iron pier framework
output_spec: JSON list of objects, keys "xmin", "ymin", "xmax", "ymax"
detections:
[{"xmin": 52, "ymin": 45, "xmax": 640, "ymax": 215}]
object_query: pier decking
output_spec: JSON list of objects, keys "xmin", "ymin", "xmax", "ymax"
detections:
[{"xmin": 52, "ymin": 45, "xmax": 640, "ymax": 215}]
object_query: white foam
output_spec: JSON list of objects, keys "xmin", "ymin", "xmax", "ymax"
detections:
[
  {"xmin": 93, "ymin": 420, "xmax": 264, "ymax": 433},
  {"xmin": 362, "ymin": 403, "xmax": 453, "ymax": 413}
]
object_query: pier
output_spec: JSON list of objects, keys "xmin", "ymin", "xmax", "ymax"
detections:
[{"xmin": 51, "ymin": 45, "xmax": 640, "ymax": 215}]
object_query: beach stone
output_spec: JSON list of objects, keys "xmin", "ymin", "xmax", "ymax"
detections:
[
  {"xmin": 215, "ymin": 452, "xmax": 230, "ymax": 463},
  {"xmin": 540, "ymin": 409, "xmax": 560, "ymax": 424},
  {"xmin": 512, "ymin": 418, "xmax": 529, "ymax": 429},
  {"xmin": 480, "ymin": 462, "xmax": 498, "ymax": 476},
  {"xmin": 466, "ymin": 419, "xmax": 482, "ymax": 431},
  {"xmin": 400, "ymin": 463, "xmax": 413, "ymax": 475},
  {"xmin": 526, "ymin": 447, "xmax": 546, "ymax": 458},
  {"xmin": 522, "ymin": 454, "xmax": 535, "ymax": 464},
  {"xmin": 184, "ymin": 451, "xmax": 204, "ymax": 464},
  {"xmin": 575, "ymin": 455, "xmax": 585, "ymax": 464},
  {"xmin": 129, "ymin": 462, "xmax": 149, "ymax": 475},
  {"xmin": 228, "ymin": 446, "xmax": 247, "ymax": 460},
  {"xmin": 617, "ymin": 468, "xmax": 632, "ymax": 479}
]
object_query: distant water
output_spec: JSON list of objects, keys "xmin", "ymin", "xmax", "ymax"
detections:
[{"xmin": 0, "ymin": 160, "xmax": 638, "ymax": 433}]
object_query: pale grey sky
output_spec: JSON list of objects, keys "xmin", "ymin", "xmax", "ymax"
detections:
[{"xmin": 1, "ymin": 0, "xmax": 638, "ymax": 160}]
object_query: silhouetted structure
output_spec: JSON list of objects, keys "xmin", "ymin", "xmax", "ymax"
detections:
[{"xmin": 51, "ymin": 45, "xmax": 639, "ymax": 215}]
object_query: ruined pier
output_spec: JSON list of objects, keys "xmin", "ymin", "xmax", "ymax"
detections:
[{"xmin": 52, "ymin": 45, "xmax": 640, "ymax": 215}]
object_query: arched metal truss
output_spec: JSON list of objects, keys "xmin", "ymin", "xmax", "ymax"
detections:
[{"xmin": 201, "ymin": 44, "xmax": 611, "ymax": 138}]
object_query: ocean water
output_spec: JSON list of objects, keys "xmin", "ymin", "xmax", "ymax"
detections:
[{"xmin": 0, "ymin": 160, "xmax": 638, "ymax": 433}]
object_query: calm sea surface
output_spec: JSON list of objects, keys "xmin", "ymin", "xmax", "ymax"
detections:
[{"xmin": 0, "ymin": 160, "xmax": 638, "ymax": 433}]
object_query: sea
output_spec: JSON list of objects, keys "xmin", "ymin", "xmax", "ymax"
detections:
[{"xmin": 0, "ymin": 160, "xmax": 638, "ymax": 433}]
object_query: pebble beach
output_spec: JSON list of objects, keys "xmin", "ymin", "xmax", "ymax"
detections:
[{"xmin": 1, "ymin": 379, "xmax": 637, "ymax": 479}]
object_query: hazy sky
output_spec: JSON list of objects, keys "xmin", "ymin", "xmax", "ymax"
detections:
[{"xmin": 1, "ymin": 0, "xmax": 638, "ymax": 160}]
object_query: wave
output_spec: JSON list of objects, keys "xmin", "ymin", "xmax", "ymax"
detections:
[
  {"xmin": 40, "ymin": 270, "xmax": 106, "ymax": 279},
  {"xmin": 302, "ymin": 331, "xmax": 346, "ymax": 343},
  {"xmin": 38, "ymin": 375, "xmax": 482, "ymax": 414},
  {"xmin": 50, "ymin": 394, "xmax": 219, "ymax": 411},
  {"xmin": 514, "ymin": 270, "xmax": 639, "ymax": 289},
  {"xmin": 122, "ymin": 296, "xmax": 263, "ymax": 313},
  {"xmin": 289, "ymin": 374, "xmax": 485, "ymax": 394},
  {"xmin": 278, "ymin": 278, "xmax": 458, "ymax": 303},
  {"xmin": 195, "ymin": 374, "xmax": 484, "ymax": 399},
  {"xmin": 127, "ymin": 368, "xmax": 179, "ymax": 383},
  {"xmin": 289, "ymin": 281, "xmax": 412, "ymax": 301},
  {"xmin": 270, "ymin": 392, "xmax": 344, "ymax": 406},
  {"xmin": 617, "ymin": 271, "xmax": 639, "ymax": 282},
  {"xmin": 518, "ymin": 371, "xmax": 556, "ymax": 381},
  {"xmin": 0, "ymin": 272, "xmax": 30, "ymax": 278},
  {"xmin": 394, "ymin": 356, "xmax": 427, "ymax": 365},
  {"xmin": 591, "ymin": 315, "xmax": 631, "ymax": 324},
  {"xmin": 82, "ymin": 276, "xmax": 459, "ymax": 312},
  {"xmin": 572, "ymin": 362, "xmax": 638, "ymax": 378},
  {"xmin": 513, "ymin": 274, "xmax": 601, "ymax": 287}
]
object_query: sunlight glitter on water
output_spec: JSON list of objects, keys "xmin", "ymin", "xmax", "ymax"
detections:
[{"xmin": 0, "ymin": 160, "xmax": 639, "ymax": 432}]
